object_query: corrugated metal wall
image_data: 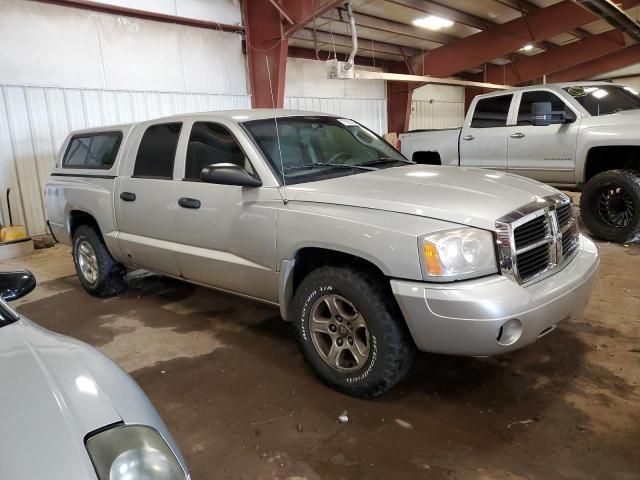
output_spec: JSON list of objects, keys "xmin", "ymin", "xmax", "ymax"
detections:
[
  {"xmin": 0, "ymin": 84, "xmax": 250, "ymax": 236},
  {"xmin": 409, "ymin": 100, "xmax": 465, "ymax": 131},
  {"xmin": 409, "ymin": 84, "xmax": 465, "ymax": 131},
  {"xmin": 284, "ymin": 97, "xmax": 388, "ymax": 135}
]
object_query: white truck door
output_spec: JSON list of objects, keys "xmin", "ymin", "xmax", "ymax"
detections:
[
  {"xmin": 170, "ymin": 120, "xmax": 280, "ymax": 303},
  {"xmin": 115, "ymin": 122, "xmax": 182, "ymax": 276},
  {"xmin": 507, "ymin": 90, "xmax": 580, "ymax": 184},
  {"xmin": 459, "ymin": 93, "xmax": 514, "ymax": 170}
]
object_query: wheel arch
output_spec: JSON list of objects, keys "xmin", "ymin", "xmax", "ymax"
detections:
[
  {"xmin": 584, "ymin": 145, "xmax": 640, "ymax": 183},
  {"xmin": 279, "ymin": 247, "xmax": 390, "ymax": 321},
  {"xmin": 67, "ymin": 209, "xmax": 101, "ymax": 238}
]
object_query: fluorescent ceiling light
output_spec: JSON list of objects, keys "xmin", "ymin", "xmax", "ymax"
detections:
[
  {"xmin": 592, "ymin": 89, "xmax": 608, "ymax": 99},
  {"xmin": 519, "ymin": 44, "xmax": 534, "ymax": 52},
  {"xmin": 412, "ymin": 15, "xmax": 454, "ymax": 30}
]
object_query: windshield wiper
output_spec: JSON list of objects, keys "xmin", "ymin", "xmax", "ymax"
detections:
[
  {"xmin": 360, "ymin": 158, "xmax": 413, "ymax": 168},
  {"xmin": 284, "ymin": 163, "xmax": 375, "ymax": 172}
]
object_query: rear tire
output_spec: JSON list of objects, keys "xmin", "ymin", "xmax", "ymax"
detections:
[
  {"xmin": 580, "ymin": 169, "xmax": 640, "ymax": 243},
  {"xmin": 72, "ymin": 225, "xmax": 126, "ymax": 297},
  {"xmin": 291, "ymin": 266, "xmax": 415, "ymax": 398}
]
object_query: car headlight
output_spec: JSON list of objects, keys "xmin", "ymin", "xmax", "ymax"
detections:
[
  {"xmin": 86, "ymin": 425, "xmax": 187, "ymax": 480},
  {"xmin": 419, "ymin": 228, "xmax": 498, "ymax": 281}
]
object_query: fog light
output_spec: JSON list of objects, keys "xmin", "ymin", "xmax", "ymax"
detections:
[{"xmin": 497, "ymin": 318, "xmax": 523, "ymax": 346}]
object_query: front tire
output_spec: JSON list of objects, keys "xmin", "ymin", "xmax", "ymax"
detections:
[
  {"xmin": 580, "ymin": 169, "xmax": 640, "ymax": 243},
  {"xmin": 72, "ymin": 225, "xmax": 126, "ymax": 297},
  {"xmin": 292, "ymin": 266, "xmax": 415, "ymax": 398}
]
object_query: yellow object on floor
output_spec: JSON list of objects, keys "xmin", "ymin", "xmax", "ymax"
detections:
[{"xmin": 0, "ymin": 225, "xmax": 28, "ymax": 243}]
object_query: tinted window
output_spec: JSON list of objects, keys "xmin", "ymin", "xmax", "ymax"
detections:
[
  {"xmin": 185, "ymin": 123, "xmax": 255, "ymax": 181},
  {"xmin": 564, "ymin": 85, "xmax": 640, "ymax": 116},
  {"xmin": 471, "ymin": 95, "xmax": 513, "ymax": 128},
  {"xmin": 63, "ymin": 133, "xmax": 122, "ymax": 169},
  {"xmin": 517, "ymin": 91, "xmax": 574, "ymax": 125},
  {"xmin": 133, "ymin": 123, "xmax": 182, "ymax": 179}
]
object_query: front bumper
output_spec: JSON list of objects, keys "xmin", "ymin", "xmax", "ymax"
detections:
[{"xmin": 391, "ymin": 235, "xmax": 599, "ymax": 356}]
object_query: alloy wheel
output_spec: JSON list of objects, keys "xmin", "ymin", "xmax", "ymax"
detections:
[{"xmin": 309, "ymin": 294, "xmax": 371, "ymax": 373}]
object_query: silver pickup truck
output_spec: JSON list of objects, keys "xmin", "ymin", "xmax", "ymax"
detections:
[
  {"xmin": 45, "ymin": 110, "xmax": 599, "ymax": 397},
  {"xmin": 400, "ymin": 82, "xmax": 640, "ymax": 244}
]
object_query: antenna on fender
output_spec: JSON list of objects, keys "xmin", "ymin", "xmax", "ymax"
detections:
[{"xmin": 265, "ymin": 56, "xmax": 288, "ymax": 205}]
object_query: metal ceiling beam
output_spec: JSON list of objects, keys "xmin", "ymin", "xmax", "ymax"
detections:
[
  {"xmin": 476, "ymin": 30, "xmax": 626, "ymax": 85},
  {"xmin": 493, "ymin": 0, "xmax": 591, "ymax": 39},
  {"xmin": 287, "ymin": 46, "xmax": 392, "ymax": 68},
  {"xmin": 319, "ymin": 8, "xmax": 457, "ymax": 45},
  {"xmin": 402, "ymin": 0, "xmax": 640, "ymax": 79},
  {"xmin": 384, "ymin": 0, "xmax": 493, "ymax": 30},
  {"xmin": 280, "ymin": 0, "xmax": 346, "ymax": 37},
  {"xmin": 575, "ymin": 0, "xmax": 640, "ymax": 43},
  {"xmin": 293, "ymin": 29, "xmax": 419, "ymax": 57},
  {"xmin": 33, "ymin": 0, "xmax": 244, "ymax": 32},
  {"xmin": 547, "ymin": 44, "xmax": 640, "ymax": 82}
]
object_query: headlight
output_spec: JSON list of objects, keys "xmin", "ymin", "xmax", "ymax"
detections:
[
  {"xmin": 420, "ymin": 228, "xmax": 498, "ymax": 281},
  {"xmin": 86, "ymin": 425, "xmax": 187, "ymax": 480}
]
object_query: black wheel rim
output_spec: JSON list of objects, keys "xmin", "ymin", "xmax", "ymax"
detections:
[{"xmin": 596, "ymin": 184, "xmax": 635, "ymax": 229}]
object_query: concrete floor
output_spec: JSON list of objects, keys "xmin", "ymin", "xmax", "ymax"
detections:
[{"xmin": 5, "ymin": 237, "xmax": 640, "ymax": 480}]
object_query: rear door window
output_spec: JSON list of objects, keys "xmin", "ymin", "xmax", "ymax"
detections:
[
  {"xmin": 133, "ymin": 123, "xmax": 182, "ymax": 179},
  {"xmin": 63, "ymin": 133, "xmax": 122, "ymax": 169},
  {"xmin": 470, "ymin": 95, "xmax": 513, "ymax": 128}
]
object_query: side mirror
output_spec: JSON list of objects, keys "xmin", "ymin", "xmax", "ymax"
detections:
[
  {"xmin": 531, "ymin": 102, "xmax": 574, "ymax": 126},
  {"xmin": 200, "ymin": 163, "xmax": 262, "ymax": 188},
  {"xmin": 531, "ymin": 102, "xmax": 553, "ymax": 126},
  {"xmin": 0, "ymin": 271, "xmax": 36, "ymax": 302}
]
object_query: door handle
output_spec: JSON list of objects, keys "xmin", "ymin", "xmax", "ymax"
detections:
[
  {"xmin": 462, "ymin": 135, "xmax": 475, "ymax": 141},
  {"xmin": 510, "ymin": 132, "xmax": 526, "ymax": 139},
  {"xmin": 178, "ymin": 197, "xmax": 201, "ymax": 209},
  {"xmin": 120, "ymin": 192, "xmax": 136, "ymax": 202}
]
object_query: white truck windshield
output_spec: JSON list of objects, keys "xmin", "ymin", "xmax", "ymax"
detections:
[{"xmin": 564, "ymin": 85, "xmax": 640, "ymax": 116}]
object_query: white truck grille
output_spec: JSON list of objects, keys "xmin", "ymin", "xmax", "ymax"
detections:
[{"xmin": 496, "ymin": 195, "xmax": 580, "ymax": 285}]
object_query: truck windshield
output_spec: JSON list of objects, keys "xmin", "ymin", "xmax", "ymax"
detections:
[
  {"xmin": 0, "ymin": 298, "xmax": 18, "ymax": 327},
  {"xmin": 242, "ymin": 116, "xmax": 411, "ymax": 185},
  {"xmin": 564, "ymin": 85, "xmax": 640, "ymax": 116}
]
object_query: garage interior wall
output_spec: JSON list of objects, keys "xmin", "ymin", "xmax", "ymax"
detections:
[
  {"xmin": 409, "ymin": 84, "xmax": 465, "ymax": 131},
  {"xmin": 0, "ymin": 0, "xmax": 249, "ymax": 236},
  {"xmin": 613, "ymin": 77, "xmax": 640, "ymax": 89},
  {"xmin": 284, "ymin": 57, "xmax": 388, "ymax": 135}
]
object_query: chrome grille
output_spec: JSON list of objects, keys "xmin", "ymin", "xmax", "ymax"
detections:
[
  {"xmin": 496, "ymin": 194, "xmax": 580, "ymax": 285},
  {"xmin": 514, "ymin": 215, "xmax": 549, "ymax": 249},
  {"xmin": 517, "ymin": 242, "xmax": 552, "ymax": 282},
  {"xmin": 556, "ymin": 203, "xmax": 572, "ymax": 227}
]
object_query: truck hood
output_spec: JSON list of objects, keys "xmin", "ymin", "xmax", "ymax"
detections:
[
  {"xmin": 284, "ymin": 165, "xmax": 560, "ymax": 230},
  {"xmin": 0, "ymin": 320, "xmax": 122, "ymax": 480},
  {"xmin": 582, "ymin": 108, "xmax": 640, "ymax": 128}
]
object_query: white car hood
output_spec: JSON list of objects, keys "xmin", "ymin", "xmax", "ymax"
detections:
[
  {"xmin": 0, "ymin": 320, "xmax": 121, "ymax": 480},
  {"xmin": 283, "ymin": 165, "xmax": 560, "ymax": 230}
]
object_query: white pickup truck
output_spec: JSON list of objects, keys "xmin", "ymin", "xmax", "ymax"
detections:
[{"xmin": 400, "ymin": 82, "xmax": 640, "ymax": 244}]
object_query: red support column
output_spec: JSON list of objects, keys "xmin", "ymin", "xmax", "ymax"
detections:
[
  {"xmin": 464, "ymin": 87, "xmax": 485, "ymax": 114},
  {"xmin": 386, "ymin": 63, "xmax": 412, "ymax": 134},
  {"xmin": 244, "ymin": 0, "xmax": 288, "ymax": 108}
]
